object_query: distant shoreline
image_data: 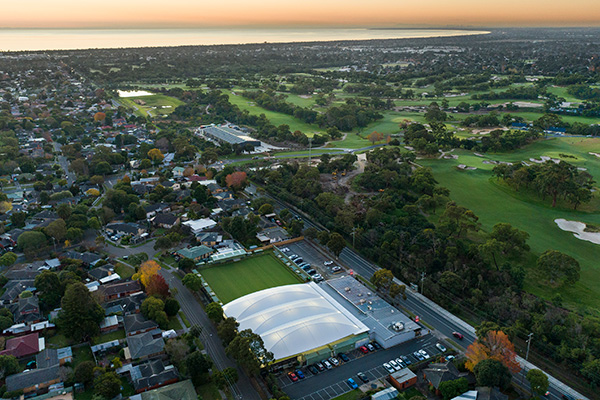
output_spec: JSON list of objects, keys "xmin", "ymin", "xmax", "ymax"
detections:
[{"xmin": 0, "ymin": 28, "xmax": 490, "ymax": 52}]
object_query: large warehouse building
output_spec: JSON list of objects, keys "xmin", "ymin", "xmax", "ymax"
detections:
[
  {"xmin": 201, "ymin": 125, "xmax": 261, "ymax": 148},
  {"xmin": 223, "ymin": 282, "xmax": 370, "ymax": 365}
]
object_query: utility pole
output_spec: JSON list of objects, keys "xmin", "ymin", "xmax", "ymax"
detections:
[
  {"xmin": 420, "ymin": 271, "xmax": 426, "ymax": 295},
  {"xmin": 351, "ymin": 227, "xmax": 356, "ymax": 248},
  {"xmin": 308, "ymin": 137, "xmax": 313, "ymax": 166},
  {"xmin": 521, "ymin": 332, "xmax": 534, "ymax": 386}
]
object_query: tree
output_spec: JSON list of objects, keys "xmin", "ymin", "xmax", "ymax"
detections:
[
  {"xmin": 465, "ymin": 330, "xmax": 520, "ymax": 374},
  {"xmin": 225, "ymin": 171, "xmax": 248, "ymax": 191},
  {"xmin": 133, "ymin": 260, "xmax": 161, "ymax": 287},
  {"xmin": 45, "ymin": 218, "xmax": 67, "ymax": 242},
  {"xmin": 35, "ymin": 271, "xmax": 63, "ymax": 310},
  {"xmin": 10, "ymin": 212, "xmax": 27, "ymax": 228},
  {"xmin": 439, "ymin": 202, "xmax": 480, "ymax": 238},
  {"xmin": 74, "ymin": 360, "xmax": 96, "ymax": 385},
  {"xmin": 0, "ymin": 355, "xmax": 19, "ymax": 380},
  {"xmin": 186, "ymin": 351, "xmax": 212, "ymax": 386},
  {"xmin": 17, "ymin": 231, "xmax": 47, "ymax": 252},
  {"xmin": 141, "ymin": 297, "xmax": 169, "ymax": 328},
  {"xmin": 60, "ymin": 282, "xmax": 104, "ymax": 341},
  {"xmin": 164, "ymin": 298, "xmax": 180, "ymax": 316},
  {"xmin": 367, "ymin": 131, "xmax": 384, "ymax": 144},
  {"xmin": 148, "ymin": 148, "xmax": 165, "ymax": 164},
  {"xmin": 217, "ymin": 317, "xmax": 239, "ymax": 346},
  {"xmin": 0, "ymin": 308, "xmax": 13, "ymax": 331},
  {"xmin": 526, "ymin": 369, "xmax": 549, "ymax": 397},
  {"xmin": 0, "ymin": 252, "xmax": 17, "ymax": 267},
  {"xmin": 371, "ymin": 269, "xmax": 394, "ymax": 291},
  {"xmin": 139, "ymin": 158, "xmax": 152, "ymax": 169},
  {"xmin": 178, "ymin": 258, "xmax": 195, "ymax": 270},
  {"xmin": 182, "ymin": 273, "xmax": 203, "ymax": 291},
  {"xmin": 226, "ymin": 329, "xmax": 274, "ymax": 375},
  {"xmin": 93, "ymin": 112, "xmax": 106, "ymax": 122},
  {"xmin": 537, "ymin": 250, "xmax": 580, "ymax": 286},
  {"xmin": 153, "ymin": 236, "xmax": 172, "ymax": 252},
  {"xmin": 146, "ymin": 274, "xmax": 170, "ymax": 298},
  {"xmin": 258, "ymin": 203, "xmax": 274, "ymax": 215},
  {"xmin": 213, "ymin": 367, "xmax": 239, "ymax": 390},
  {"xmin": 473, "ymin": 359, "xmax": 512, "ymax": 389},
  {"xmin": 93, "ymin": 371, "xmax": 121, "ymax": 399},
  {"xmin": 438, "ymin": 378, "xmax": 469, "ymax": 400},
  {"xmin": 206, "ymin": 302, "xmax": 224, "ymax": 324},
  {"xmin": 94, "ymin": 161, "xmax": 112, "ymax": 176},
  {"xmin": 326, "ymin": 232, "xmax": 346, "ymax": 258},
  {"xmin": 66, "ymin": 227, "xmax": 84, "ymax": 242}
]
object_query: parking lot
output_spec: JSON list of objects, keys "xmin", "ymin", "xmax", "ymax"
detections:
[
  {"xmin": 281, "ymin": 334, "xmax": 446, "ymax": 400},
  {"xmin": 277, "ymin": 241, "xmax": 344, "ymax": 280}
]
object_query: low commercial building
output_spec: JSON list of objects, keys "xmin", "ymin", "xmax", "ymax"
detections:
[
  {"xmin": 176, "ymin": 245, "xmax": 214, "ymax": 262},
  {"xmin": 223, "ymin": 282, "xmax": 370, "ymax": 365},
  {"xmin": 201, "ymin": 125, "xmax": 261, "ymax": 148},
  {"xmin": 183, "ymin": 218, "xmax": 217, "ymax": 235},
  {"xmin": 389, "ymin": 368, "xmax": 417, "ymax": 390}
]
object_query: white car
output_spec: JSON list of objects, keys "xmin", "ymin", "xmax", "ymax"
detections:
[
  {"xmin": 383, "ymin": 363, "xmax": 395, "ymax": 374},
  {"xmin": 436, "ymin": 343, "xmax": 447, "ymax": 352},
  {"xmin": 324, "ymin": 260, "xmax": 334, "ymax": 266},
  {"xmin": 419, "ymin": 349, "xmax": 430, "ymax": 359},
  {"xmin": 388, "ymin": 360, "xmax": 401, "ymax": 371}
]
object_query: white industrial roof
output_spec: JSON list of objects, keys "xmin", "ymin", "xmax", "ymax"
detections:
[{"xmin": 223, "ymin": 283, "xmax": 369, "ymax": 361}]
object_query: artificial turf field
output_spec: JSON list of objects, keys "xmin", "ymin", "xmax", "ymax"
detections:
[{"xmin": 200, "ymin": 252, "xmax": 303, "ymax": 303}]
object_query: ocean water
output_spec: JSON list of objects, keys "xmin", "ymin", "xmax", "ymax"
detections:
[{"xmin": 0, "ymin": 28, "xmax": 489, "ymax": 51}]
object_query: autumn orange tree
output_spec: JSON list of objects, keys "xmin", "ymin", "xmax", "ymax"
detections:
[
  {"xmin": 147, "ymin": 148, "xmax": 164, "ymax": 164},
  {"xmin": 367, "ymin": 131, "xmax": 384, "ymax": 144},
  {"xmin": 132, "ymin": 260, "xmax": 161, "ymax": 287},
  {"xmin": 465, "ymin": 330, "xmax": 521, "ymax": 374},
  {"xmin": 226, "ymin": 171, "xmax": 248, "ymax": 191},
  {"xmin": 93, "ymin": 112, "xmax": 106, "ymax": 122}
]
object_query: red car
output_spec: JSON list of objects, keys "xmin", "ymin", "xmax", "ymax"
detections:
[
  {"xmin": 452, "ymin": 331, "xmax": 464, "ymax": 340},
  {"xmin": 359, "ymin": 345, "xmax": 369, "ymax": 354},
  {"xmin": 288, "ymin": 372, "xmax": 298, "ymax": 382}
]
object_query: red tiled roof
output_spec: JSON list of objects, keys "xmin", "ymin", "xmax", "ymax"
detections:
[{"xmin": 0, "ymin": 332, "xmax": 40, "ymax": 358}]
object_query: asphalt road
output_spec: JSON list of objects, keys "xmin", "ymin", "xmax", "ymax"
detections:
[{"xmin": 160, "ymin": 268, "xmax": 261, "ymax": 400}]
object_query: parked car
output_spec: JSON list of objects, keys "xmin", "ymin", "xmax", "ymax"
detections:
[
  {"xmin": 331, "ymin": 266, "xmax": 342, "ymax": 273},
  {"xmin": 359, "ymin": 346, "xmax": 369, "ymax": 354},
  {"xmin": 313, "ymin": 274, "xmax": 324, "ymax": 283},
  {"xmin": 419, "ymin": 349, "xmax": 430, "ymax": 359},
  {"xmin": 290, "ymin": 255, "xmax": 299, "ymax": 260},
  {"xmin": 308, "ymin": 365, "xmax": 318, "ymax": 374},
  {"xmin": 445, "ymin": 355, "xmax": 455, "ymax": 361},
  {"xmin": 395, "ymin": 358, "xmax": 406, "ymax": 369},
  {"xmin": 301, "ymin": 265, "xmax": 311, "ymax": 271},
  {"xmin": 413, "ymin": 351, "xmax": 424, "ymax": 361},
  {"xmin": 452, "ymin": 331, "xmax": 464, "ymax": 340},
  {"xmin": 329, "ymin": 357, "xmax": 339, "ymax": 366},
  {"xmin": 323, "ymin": 360, "xmax": 332, "ymax": 369},
  {"xmin": 315, "ymin": 362, "xmax": 325, "ymax": 372},
  {"xmin": 338, "ymin": 353, "xmax": 350, "ymax": 362},
  {"xmin": 324, "ymin": 260, "xmax": 334, "ymax": 266},
  {"xmin": 307, "ymin": 269, "xmax": 317, "ymax": 275},
  {"xmin": 436, "ymin": 343, "xmax": 447, "ymax": 352},
  {"xmin": 383, "ymin": 363, "xmax": 395, "ymax": 374},
  {"xmin": 401, "ymin": 355, "xmax": 411, "ymax": 365},
  {"xmin": 371, "ymin": 342, "xmax": 381, "ymax": 350},
  {"xmin": 357, "ymin": 372, "xmax": 369, "ymax": 383},
  {"xmin": 366, "ymin": 343, "xmax": 375, "ymax": 352},
  {"xmin": 295, "ymin": 370, "xmax": 305, "ymax": 379},
  {"xmin": 347, "ymin": 378, "xmax": 358, "ymax": 389},
  {"xmin": 388, "ymin": 360, "xmax": 400, "ymax": 371},
  {"xmin": 294, "ymin": 258, "xmax": 304, "ymax": 264},
  {"xmin": 288, "ymin": 372, "xmax": 298, "ymax": 382}
]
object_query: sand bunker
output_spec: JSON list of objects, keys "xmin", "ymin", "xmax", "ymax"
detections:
[
  {"xmin": 529, "ymin": 156, "xmax": 560, "ymax": 164},
  {"xmin": 589, "ymin": 152, "xmax": 600, "ymax": 158},
  {"xmin": 555, "ymin": 219, "xmax": 600, "ymax": 245},
  {"xmin": 457, "ymin": 164, "xmax": 477, "ymax": 170}
]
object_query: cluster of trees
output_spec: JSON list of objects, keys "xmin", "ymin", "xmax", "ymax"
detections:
[
  {"xmin": 471, "ymin": 85, "xmax": 544, "ymax": 100},
  {"xmin": 493, "ymin": 160, "xmax": 595, "ymax": 209}
]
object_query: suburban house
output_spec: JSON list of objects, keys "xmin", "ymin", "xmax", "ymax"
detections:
[
  {"xmin": 5, "ymin": 367, "xmax": 61, "ymax": 395},
  {"xmin": 125, "ymin": 332, "xmax": 165, "ymax": 361},
  {"xmin": 99, "ymin": 280, "xmax": 142, "ymax": 302},
  {"xmin": 176, "ymin": 245, "xmax": 214, "ymax": 262},
  {"xmin": 100, "ymin": 315, "xmax": 121, "ymax": 333},
  {"xmin": 372, "ymin": 387, "xmax": 400, "ymax": 400},
  {"xmin": 151, "ymin": 213, "xmax": 180, "ymax": 229},
  {"xmin": 124, "ymin": 313, "xmax": 159, "ymax": 336},
  {"xmin": 196, "ymin": 232, "xmax": 222, "ymax": 247},
  {"xmin": 105, "ymin": 292, "xmax": 146, "ymax": 315},
  {"xmin": 131, "ymin": 359, "xmax": 179, "ymax": 393},
  {"xmin": 9, "ymin": 296, "xmax": 41, "ymax": 324},
  {"xmin": 88, "ymin": 265, "xmax": 114, "ymax": 281},
  {"xmin": 183, "ymin": 218, "xmax": 217, "ymax": 235},
  {"xmin": 132, "ymin": 379, "xmax": 197, "ymax": 400},
  {"xmin": 0, "ymin": 332, "xmax": 44, "ymax": 358},
  {"xmin": 172, "ymin": 166, "xmax": 185, "ymax": 178},
  {"xmin": 106, "ymin": 222, "xmax": 147, "ymax": 237},
  {"xmin": 423, "ymin": 361, "xmax": 470, "ymax": 396},
  {"xmin": 144, "ymin": 203, "xmax": 170, "ymax": 219},
  {"xmin": 1, "ymin": 279, "xmax": 35, "ymax": 304}
]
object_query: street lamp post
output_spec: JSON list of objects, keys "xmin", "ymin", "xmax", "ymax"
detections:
[{"xmin": 521, "ymin": 332, "xmax": 534, "ymax": 387}]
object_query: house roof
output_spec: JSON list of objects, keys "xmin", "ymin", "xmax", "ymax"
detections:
[
  {"xmin": 1, "ymin": 279, "xmax": 35, "ymax": 302},
  {"xmin": 139, "ymin": 379, "xmax": 197, "ymax": 400},
  {"xmin": 424, "ymin": 361, "xmax": 462, "ymax": 389},
  {"xmin": 6, "ymin": 366, "xmax": 60, "ymax": 392},
  {"xmin": 89, "ymin": 266, "xmax": 111, "ymax": 280},
  {"xmin": 133, "ymin": 359, "xmax": 179, "ymax": 392},
  {"xmin": 152, "ymin": 213, "xmax": 178, "ymax": 226},
  {"xmin": 127, "ymin": 332, "xmax": 165, "ymax": 359},
  {"xmin": 100, "ymin": 315, "xmax": 120, "ymax": 330},
  {"xmin": 36, "ymin": 348, "xmax": 59, "ymax": 368},
  {"xmin": 124, "ymin": 313, "xmax": 158, "ymax": 334},
  {"xmin": 1, "ymin": 332, "xmax": 41, "ymax": 358},
  {"xmin": 475, "ymin": 387, "xmax": 509, "ymax": 400},
  {"xmin": 107, "ymin": 222, "xmax": 145, "ymax": 235},
  {"xmin": 100, "ymin": 280, "xmax": 142, "ymax": 299},
  {"xmin": 105, "ymin": 292, "xmax": 146, "ymax": 315},
  {"xmin": 177, "ymin": 245, "xmax": 214, "ymax": 260},
  {"xmin": 10, "ymin": 296, "xmax": 40, "ymax": 323}
]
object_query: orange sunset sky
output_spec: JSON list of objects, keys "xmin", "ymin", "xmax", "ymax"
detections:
[{"xmin": 3, "ymin": 0, "xmax": 600, "ymax": 28}]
